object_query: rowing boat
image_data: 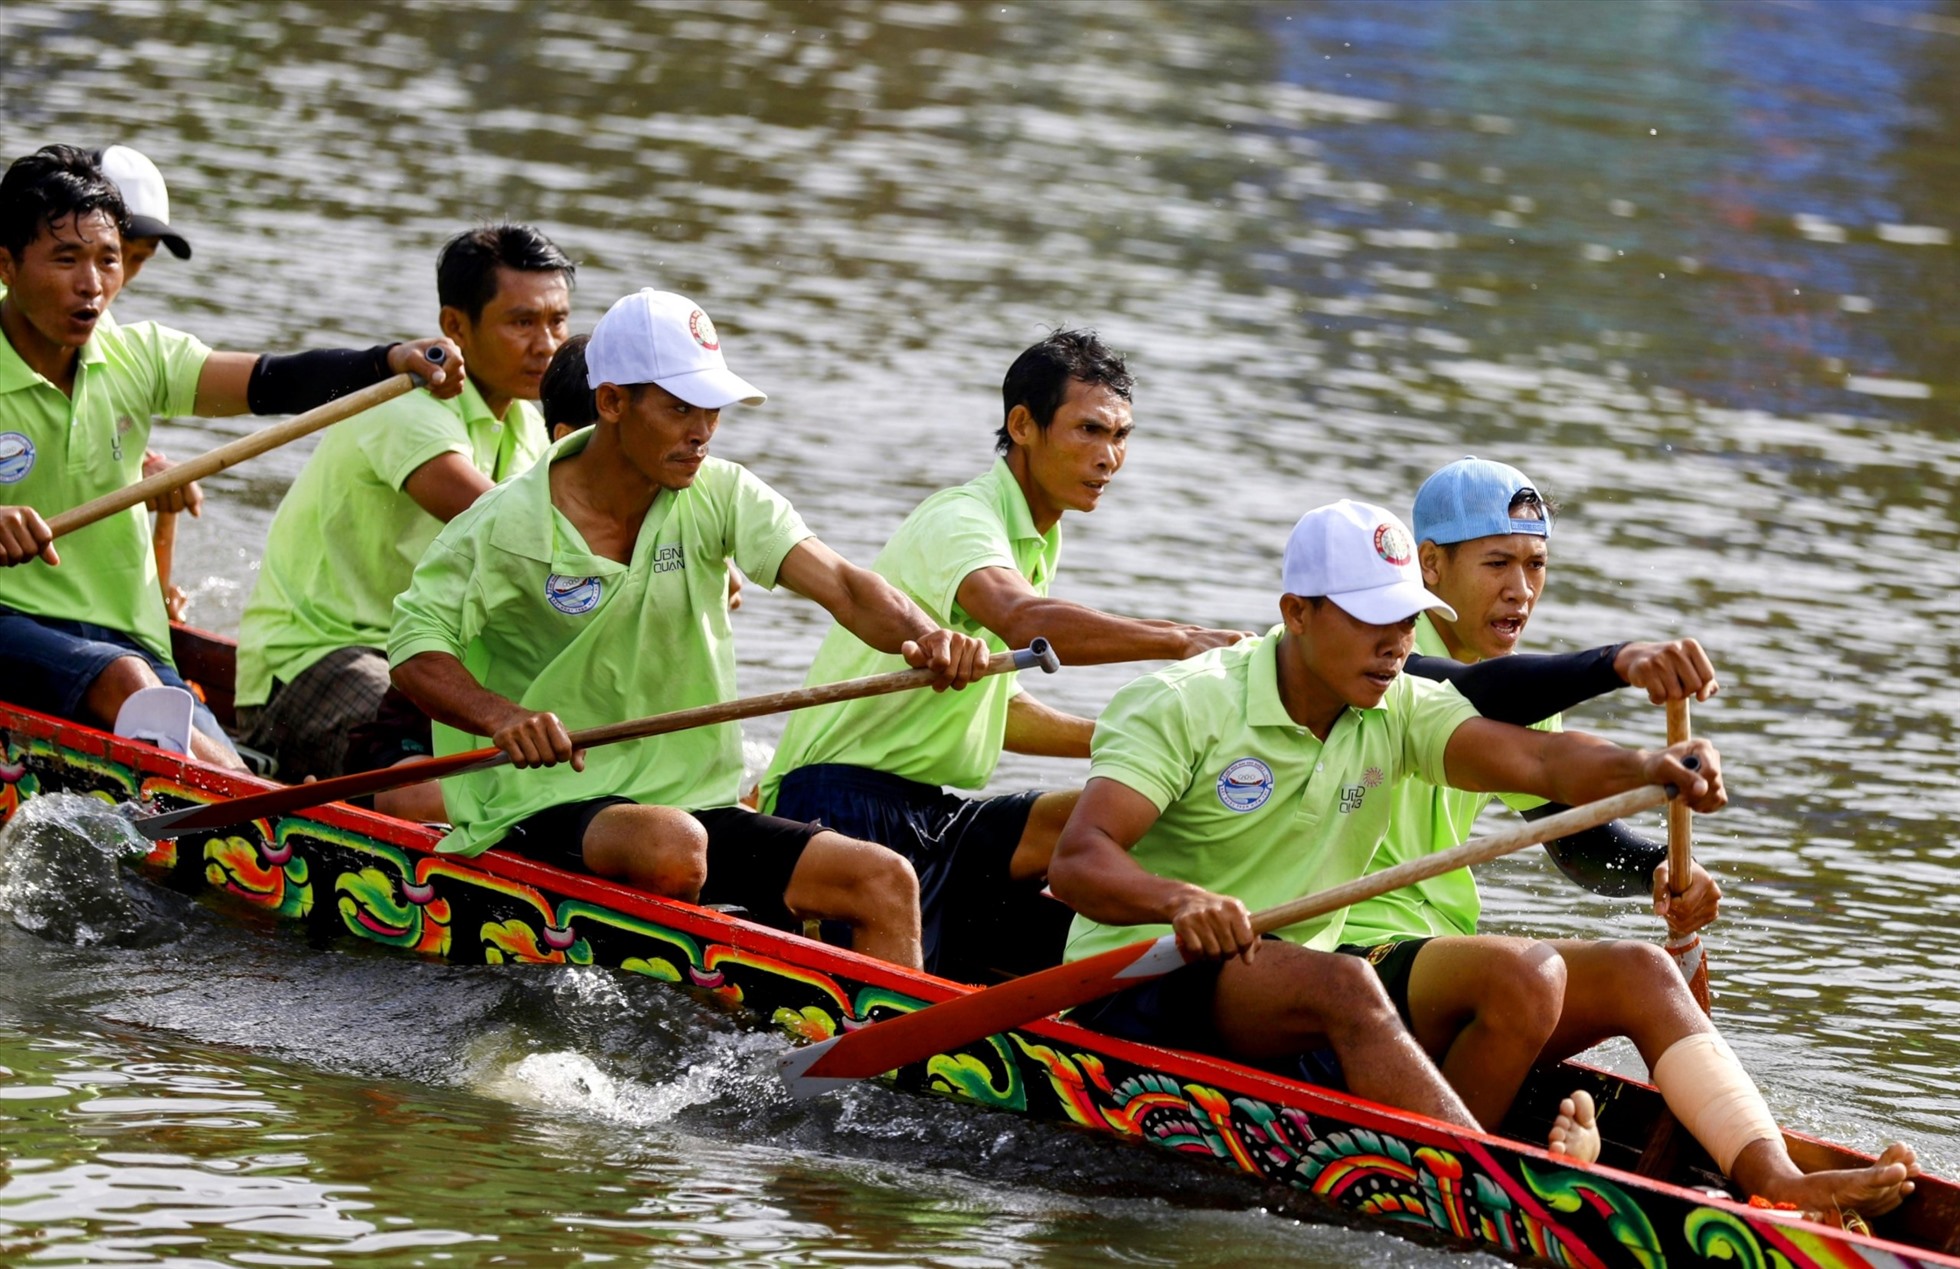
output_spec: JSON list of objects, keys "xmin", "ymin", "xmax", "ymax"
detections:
[{"xmin": 2, "ymin": 623, "xmax": 1956, "ymax": 1269}]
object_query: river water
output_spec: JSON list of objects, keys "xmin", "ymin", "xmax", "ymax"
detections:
[{"xmin": 2, "ymin": 0, "xmax": 1958, "ymax": 1263}]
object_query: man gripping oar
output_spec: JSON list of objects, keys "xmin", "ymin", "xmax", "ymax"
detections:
[
  {"xmin": 1316, "ymin": 459, "xmax": 1917, "ymax": 1220},
  {"xmin": 387, "ymin": 289, "xmax": 992, "ymax": 970},
  {"xmin": 1046, "ymin": 501, "xmax": 1719, "ymax": 1151},
  {"xmin": 0, "ymin": 145, "xmax": 457, "ymax": 770}
]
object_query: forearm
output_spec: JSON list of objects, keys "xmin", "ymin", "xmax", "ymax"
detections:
[
  {"xmin": 1526, "ymin": 806, "xmax": 1667, "ymax": 897},
  {"xmin": 828, "ymin": 566, "xmax": 939, "ymax": 654},
  {"xmin": 1407, "ymin": 644, "xmax": 1626, "ymax": 726},
  {"xmin": 1049, "ymin": 829, "xmax": 1204, "ymax": 927},
  {"xmin": 391, "ymin": 651, "xmax": 522, "ymax": 737},
  {"xmin": 988, "ymin": 596, "xmax": 1202, "ymax": 665},
  {"xmin": 1003, "ymin": 691, "xmax": 1094, "ymax": 758}
]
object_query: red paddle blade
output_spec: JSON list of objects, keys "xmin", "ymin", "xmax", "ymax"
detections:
[
  {"xmin": 1666, "ymin": 931, "xmax": 1712, "ymax": 1013},
  {"xmin": 779, "ymin": 933, "xmax": 1189, "ymax": 1097}
]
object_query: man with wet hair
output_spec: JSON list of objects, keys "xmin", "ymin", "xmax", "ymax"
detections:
[
  {"xmin": 390, "ymin": 288, "xmax": 990, "ymax": 970},
  {"xmin": 237, "ymin": 223, "xmax": 572, "ymax": 792},
  {"xmin": 0, "ymin": 144, "xmax": 457, "ymax": 769},
  {"xmin": 760, "ymin": 329, "xmax": 1250, "ymax": 981}
]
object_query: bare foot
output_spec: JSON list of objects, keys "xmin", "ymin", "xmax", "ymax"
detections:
[
  {"xmin": 1747, "ymin": 1140, "xmax": 1918, "ymax": 1220},
  {"xmin": 1547, "ymin": 1089, "xmax": 1600, "ymax": 1164}
]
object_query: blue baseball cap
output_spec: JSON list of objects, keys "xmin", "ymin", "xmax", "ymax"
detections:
[{"xmin": 1411, "ymin": 457, "xmax": 1551, "ymax": 546}]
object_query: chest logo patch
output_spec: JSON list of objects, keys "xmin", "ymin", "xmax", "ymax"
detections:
[
  {"xmin": 0, "ymin": 432, "xmax": 36, "ymax": 484},
  {"xmin": 1217, "ymin": 757, "xmax": 1275, "ymax": 813},
  {"xmin": 545, "ymin": 573, "xmax": 603, "ymax": 615}
]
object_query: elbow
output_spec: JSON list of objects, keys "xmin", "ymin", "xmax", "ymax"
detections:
[{"xmin": 1046, "ymin": 830, "xmax": 1094, "ymax": 907}]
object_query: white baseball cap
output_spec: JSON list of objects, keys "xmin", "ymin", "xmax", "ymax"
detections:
[
  {"xmin": 98, "ymin": 145, "xmax": 190, "ymax": 259},
  {"xmin": 585, "ymin": 289, "xmax": 765, "ymax": 409},
  {"xmin": 1281, "ymin": 500, "xmax": 1458, "ymax": 625}
]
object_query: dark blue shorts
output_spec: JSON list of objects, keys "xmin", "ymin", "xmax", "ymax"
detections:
[
  {"xmin": 0, "ymin": 605, "xmax": 234, "ymax": 755},
  {"xmin": 773, "ymin": 764, "xmax": 1070, "ymax": 982},
  {"xmin": 1068, "ymin": 938, "xmax": 1348, "ymax": 1090}
]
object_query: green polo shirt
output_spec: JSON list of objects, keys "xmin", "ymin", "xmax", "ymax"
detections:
[
  {"xmin": 1339, "ymin": 616, "xmax": 1555, "ymax": 945},
  {"xmin": 757, "ymin": 459, "xmax": 1058, "ymax": 811},
  {"xmin": 388, "ymin": 431, "xmax": 812, "ymax": 857},
  {"xmin": 0, "ymin": 315, "xmax": 209, "ymax": 660},
  {"xmin": 237, "ymin": 380, "xmax": 546, "ymax": 706},
  {"xmin": 1064, "ymin": 628, "xmax": 1482, "ymax": 962}
]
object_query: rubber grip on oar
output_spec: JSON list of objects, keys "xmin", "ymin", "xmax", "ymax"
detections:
[
  {"xmin": 1013, "ymin": 637, "xmax": 1060, "ymax": 674},
  {"xmin": 1662, "ymin": 754, "xmax": 1700, "ymax": 800}
]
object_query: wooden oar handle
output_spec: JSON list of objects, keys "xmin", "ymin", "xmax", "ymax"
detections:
[
  {"xmin": 1250, "ymin": 784, "xmax": 1671, "ymax": 936},
  {"xmin": 45, "ymin": 373, "xmax": 418, "ymax": 539},
  {"xmin": 1665, "ymin": 698, "xmax": 1692, "ymax": 896}
]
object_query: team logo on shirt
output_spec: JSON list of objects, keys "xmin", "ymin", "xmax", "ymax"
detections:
[
  {"xmin": 0, "ymin": 433, "xmax": 35, "ymax": 483},
  {"xmin": 1216, "ymin": 757, "xmax": 1275, "ymax": 812},
  {"xmin": 1374, "ymin": 522, "xmax": 1413, "ymax": 567},
  {"xmin": 544, "ymin": 573, "xmax": 604, "ymax": 615},
  {"xmin": 688, "ymin": 309, "xmax": 719, "ymax": 351},
  {"xmin": 1339, "ymin": 784, "xmax": 1369, "ymax": 814}
]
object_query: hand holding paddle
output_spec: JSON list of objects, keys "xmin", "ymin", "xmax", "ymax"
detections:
[
  {"xmin": 1662, "ymin": 697, "xmax": 1714, "ymax": 1012},
  {"xmin": 132, "ymin": 639, "xmax": 1062, "ymax": 841},
  {"xmin": 780, "ymin": 783, "xmax": 1673, "ymax": 1097}
]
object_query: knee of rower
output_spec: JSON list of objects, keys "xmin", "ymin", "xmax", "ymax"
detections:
[
  {"xmin": 1596, "ymin": 939, "xmax": 1678, "ymax": 990},
  {"xmin": 587, "ymin": 805, "xmax": 708, "ymax": 898},
  {"xmin": 1316, "ymin": 954, "xmax": 1402, "ymax": 1026},
  {"xmin": 1477, "ymin": 943, "xmax": 1567, "ymax": 1041},
  {"xmin": 852, "ymin": 841, "xmax": 921, "ymax": 917},
  {"xmin": 84, "ymin": 655, "xmax": 164, "ymax": 725},
  {"xmin": 787, "ymin": 835, "xmax": 920, "ymax": 928}
]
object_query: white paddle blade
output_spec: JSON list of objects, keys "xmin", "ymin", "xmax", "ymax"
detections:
[{"xmin": 777, "ymin": 1036, "xmax": 859, "ymax": 1100}]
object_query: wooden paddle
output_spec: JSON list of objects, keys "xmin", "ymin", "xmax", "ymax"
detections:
[
  {"xmin": 46, "ymin": 372, "xmax": 419, "ymax": 539},
  {"xmin": 780, "ymin": 783, "xmax": 1672, "ymax": 1097},
  {"xmin": 1664, "ymin": 698, "xmax": 1713, "ymax": 1012},
  {"xmin": 132, "ymin": 639, "xmax": 1061, "ymax": 841}
]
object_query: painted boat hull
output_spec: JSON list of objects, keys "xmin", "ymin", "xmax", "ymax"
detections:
[{"xmin": 0, "ymin": 627, "xmax": 1953, "ymax": 1268}]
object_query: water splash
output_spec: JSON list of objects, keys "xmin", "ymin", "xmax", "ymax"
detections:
[{"xmin": 0, "ymin": 794, "xmax": 175, "ymax": 948}]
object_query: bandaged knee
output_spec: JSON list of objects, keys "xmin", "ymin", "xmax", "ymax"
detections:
[{"xmin": 1650, "ymin": 1032, "xmax": 1782, "ymax": 1174}]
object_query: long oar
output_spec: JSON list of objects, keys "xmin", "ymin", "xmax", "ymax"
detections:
[
  {"xmin": 132, "ymin": 639, "xmax": 1060, "ymax": 841},
  {"xmin": 1663, "ymin": 699, "xmax": 1713, "ymax": 1012},
  {"xmin": 780, "ymin": 783, "xmax": 1672, "ymax": 1097},
  {"xmin": 45, "ymin": 373, "xmax": 419, "ymax": 539}
]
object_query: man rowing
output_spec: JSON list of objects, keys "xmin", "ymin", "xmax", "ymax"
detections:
[
  {"xmin": 236, "ymin": 224, "xmax": 572, "ymax": 800},
  {"xmin": 0, "ymin": 144, "xmax": 456, "ymax": 770},
  {"xmin": 1336, "ymin": 458, "xmax": 1917, "ymax": 1218},
  {"xmin": 758, "ymin": 330, "xmax": 1250, "ymax": 981},
  {"xmin": 388, "ymin": 289, "xmax": 991, "ymax": 969},
  {"xmin": 1046, "ymin": 499, "xmax": 1728, "ymax": 1142}
]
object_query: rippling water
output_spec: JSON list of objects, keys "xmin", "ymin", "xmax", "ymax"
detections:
[{"xmin": 3, "ymin": 0, "xmax": 1959, "ymax": 1262}]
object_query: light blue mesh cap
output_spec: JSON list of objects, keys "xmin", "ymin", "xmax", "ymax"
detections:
[{"xmin": 1411, "ymin": 457, "xmax": 1551, "ymax": 546}]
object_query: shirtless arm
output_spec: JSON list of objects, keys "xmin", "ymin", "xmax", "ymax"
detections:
[
  {"xmin": 1004, "ymin": 691, "xmax": 1094, "ymax": 758},
  {"xmin": 776, "ymin": 538, "xmax": 987, "ymax": 688},
  {"xmin": 957, "ymin": 565, "xmax": 1249, "ymax": 665},
  {"xmin": 1048, "ymin": 777, "xmax": 1259, "ymax": 960}
]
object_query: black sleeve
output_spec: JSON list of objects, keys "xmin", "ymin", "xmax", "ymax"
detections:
[
  {"xmin": 1521, "ymin": 801, "xmax": 1666, "ymax": 897},
  {"xmin": 246, "ymin": 344, "xmax": 398, "ymax": 415},
  {"xmin": 1405, "ymin": 644, "xmax": 1627, "ymax": 726}
]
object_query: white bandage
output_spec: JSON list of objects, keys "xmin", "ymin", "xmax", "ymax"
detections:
[{"xmin": 1650, "ymin": 1032, "xmax": 1783, "ymax": 1174}]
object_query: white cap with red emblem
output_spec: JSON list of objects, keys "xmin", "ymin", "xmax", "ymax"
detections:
[
  {"xmin": 1281, "ymin": 499, "xmax": 1457, "ymax": 625},
  {"xmin": 585, "ymin": 288, "xmax": 765, "ymax": 410}
]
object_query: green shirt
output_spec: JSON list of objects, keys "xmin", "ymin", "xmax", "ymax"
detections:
[
  {"xmin": 758, "ymin": 459, "xmax": 1058, "ymax": 810},
  {"xmin": 388, "ymin": 432, "xmax": 812, "ymax": 856},
  {"xmin": 1064, "ymin": 629, "xmax": 1481, "ymax": 962},
  {"xmin": 1339, "ymin": 615, "xmax": 1555, "ymax": 945},
  {"xmin": 0, "ymin": 316, "xmax": 210, "ymax": 660},
  {"xmin": 237, "ymin": 380, "xmax": 546, "ymax": 706}
]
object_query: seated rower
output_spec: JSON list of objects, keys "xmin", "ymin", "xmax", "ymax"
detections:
[
  {"xmin": 0, "ymin": 144, "xmax": 456, "ymax": 770},
  {"xmin": 387, "ymin": 289, "xmax": 991, "ymax": 969},
  {"xmin": 1047, "ymin": 499, "xmax": 1728, "ymax": 1143},
  {"xmin": 237, "ymin": 224, "xmax": 573, "ymax": 802},
  {"xmin": 759, "ymin": 331, "xmax": 1249, "ymax": 982},
  {"xmin": 1336, "ymin": 457, "xmax": 1916, "ymax": 1218}
]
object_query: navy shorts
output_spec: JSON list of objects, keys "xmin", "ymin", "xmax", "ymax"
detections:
[
  {"xmin": 772, "ymin": 764, "xmax": 1071, "ymax": 982},
  {"xmin": 0, "ymin": 605, "xmax": 235, "ymax": 756},
  {"xmin": 1069, "ymin": 938, "xmax": 1347, "ymax": 1089},
  {"xmin": 502, "ymin": 798, "xmax": 819, "ymax": 933}
]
